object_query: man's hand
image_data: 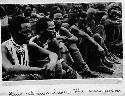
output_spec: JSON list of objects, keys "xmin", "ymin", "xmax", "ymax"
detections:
[{"xmin": 46, "ymin": 62, "xmax": 56, "ymax": 72}]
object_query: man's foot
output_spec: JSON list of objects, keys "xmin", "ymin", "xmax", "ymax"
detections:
[
  {"xmin": 107, "ymin": 54, "xmax": 121, "ymax": 64},
  {"xmin": 78, "ymin": 70, "xmax": 98, "ymax": 78},
  {"xmin": 102, "ymin": 57, "xmax": 114, "ymax": 68},
  {"xmin": 62, "ymin": 69, "xmax": 78, "ymax": 79},
  {"xmin": 91, "ymin": 66, "xmax": 114, "ymax": 75}
]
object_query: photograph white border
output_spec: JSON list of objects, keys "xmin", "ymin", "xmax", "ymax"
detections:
[{"xmin": 0, "ymin": 0, "xmax": 125, "ymax": 95}]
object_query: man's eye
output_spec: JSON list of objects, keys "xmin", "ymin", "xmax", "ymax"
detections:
[
  {"xmin": 22, "ymin": 28, "xmax": 31, "ymax": 31},
  {"xmin": 48, "ymin": 28, "xmax": 55, "ymax": 31},
  {"xmin": 54, "ymin": 18, "xmax": 63, "ymax": 20},
  {"xmin": 54, "ymin": 18, "xmax": 59, "ymax": 20}
]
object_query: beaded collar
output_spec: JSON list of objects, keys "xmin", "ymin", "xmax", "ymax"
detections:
[{"xmin": 5, "ymin": 38, "xmax": 29, "ymax": 66}]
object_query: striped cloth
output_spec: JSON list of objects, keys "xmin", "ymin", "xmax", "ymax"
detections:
[{"xmin": 91, "ymin": 24, "xmax": 106, "ymax": 41}]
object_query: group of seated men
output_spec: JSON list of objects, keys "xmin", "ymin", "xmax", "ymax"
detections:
[{"xmin": 1, "ymin": 3, "xmax": 122, "ymax": 80}]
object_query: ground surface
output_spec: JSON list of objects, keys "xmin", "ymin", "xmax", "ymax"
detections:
[
  {"xmin": 98, "ymin": 58, "xmax": 123, "ymax": 78},
  {"xmin": 77, "ymin": 57, "xmax": 123, "ymax": 79}
]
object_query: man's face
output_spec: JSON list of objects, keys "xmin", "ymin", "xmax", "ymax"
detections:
[
  {"xmin": 46, "ymin": 21, "xmax": 56, "ymax": 37},
  {"xmin": 110, "ymin": 8, "xmax": 121, "ymax": 19},
  {"xmin": 53, "ymin": 13, "xmax": 63, "ymax": 28},
  {"xmin": 17, "ymin": 23, "xmax": 32, "ymax": 43},
  {"xmin": 47, "ymin": 21, "xmax": 55, "ymax": 31},
  {"xmin": 24, "ymin": 7, "xmax": 31, "ymax": 17}
]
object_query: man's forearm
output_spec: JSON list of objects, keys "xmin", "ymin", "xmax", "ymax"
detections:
[
  {"xmin": 80, "ymin": 31, "xmax": 103, "ymax": 50},
  {"xmin": 49, "ymin": 53, "xmax": 58, "ymax": 64},
  {"xmin": 68, "ymin": 36, "xmax": 78, "ymax": 43},
  {"xmin": 5, "ymin": 65, "xmax": 44, "ymax": 74}
]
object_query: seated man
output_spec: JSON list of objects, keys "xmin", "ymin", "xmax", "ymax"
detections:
[
  {"xmin": 30, "ymin": 17, "xmax": 98, "ymax": 78},
  {"xmin": 2, "ymin": 16, "xmax": 61, "ymax": 81},
  {"xmin": 30, "ymin": 17, "xmax": 80, "ymax": 79},
  {"xmin": 101, "ymin": 3, "xmax": 122, "ymax": 58},
  {"xmin": 51, "ymin": 10, "xmax": 99, "ymax": 78},
  {"xmin": 70, "ymin": 24, "xmax": 114, "ymax": 74},
  {"xmin": 86, "ymin": 20, "xmax": 120, "ymax": 64}
]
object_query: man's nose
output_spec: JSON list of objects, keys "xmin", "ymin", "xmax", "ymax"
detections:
[
  {"xmin": 27, "ymin": 30, "xmax": 33, "ymax": 37},
  {"xmin": 28, "ymin": 33, "xmax": 32, "ymax": 37},
  {"xmin": 57, "ymin": 18, "xmax": 62, "ymax": 23}
]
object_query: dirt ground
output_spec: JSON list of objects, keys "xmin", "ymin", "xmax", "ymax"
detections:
[
  {"xmin": 77, "ymin": 57, "xmax": 123, "ymax": 79},
  {"xmin": 97, "ymin": 58, "xmax": 123, "ymax": 78}
]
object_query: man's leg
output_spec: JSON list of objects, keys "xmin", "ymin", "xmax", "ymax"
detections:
[
  {"xmin": 83, "ymin": 40, "xmax": 114, "ymax": 74},
  {"xmin": 66, "ymin": 43, "xmax": 98, "ymax": 78},
  {"xmin": 93, "ymin": 33, "xmax": 116, "ymax": 67}
]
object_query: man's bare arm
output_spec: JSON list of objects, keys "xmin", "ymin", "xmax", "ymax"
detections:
[{"xmin": 2, "ymin": 45, "xmax": 45, "ymax": 74}]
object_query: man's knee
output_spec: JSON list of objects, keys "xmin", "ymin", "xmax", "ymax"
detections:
[
  {"xmin": 68, "ymin": 43, "xmax": 79, "ymax": 52},
  {"xmin": 93, "ymin": 33, "xmax": 102, "ymax": 44}
]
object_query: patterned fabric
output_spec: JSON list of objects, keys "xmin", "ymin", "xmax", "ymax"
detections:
[
  {"xmin": 91, "ymin": 24, "xmax": 106, "ymax": 41},
  {"xmin": 3, "ymin": 38, "xmax": 29, "ymax": 66},
  {"xmin": 2, "ymin": 38, "xmax": 64, "ymax": 80}
]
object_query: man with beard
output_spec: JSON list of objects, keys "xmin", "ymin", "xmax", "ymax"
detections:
[
  {"xmin": 2, "ymin": 16, "xmax": 60, "ymax": 81},
  {"xmin": 50, "ymin": 10, "xmax": 98, "ymax": 78}
]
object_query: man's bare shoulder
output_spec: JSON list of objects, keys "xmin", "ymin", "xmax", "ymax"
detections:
[
  {"xmin": 1, "ymin": 39, "xmax": 11, "ymax": 46},
  {"xmin": 1, "ymin": 39, "xmax": 12, "ymax": 48},
  {"xmin": 1, "ymin": 40, "xmax": 10, "ymax": 54}
]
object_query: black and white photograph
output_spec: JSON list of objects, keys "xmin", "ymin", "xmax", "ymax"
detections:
[{"xmin": 1, "ymin": 2, "xmax": 123, "ymax": 81}]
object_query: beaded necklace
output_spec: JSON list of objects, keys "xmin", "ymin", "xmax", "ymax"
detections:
[{"xmin": 5, "ymin": 38, "xmax": 29, "ymax": 66}]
